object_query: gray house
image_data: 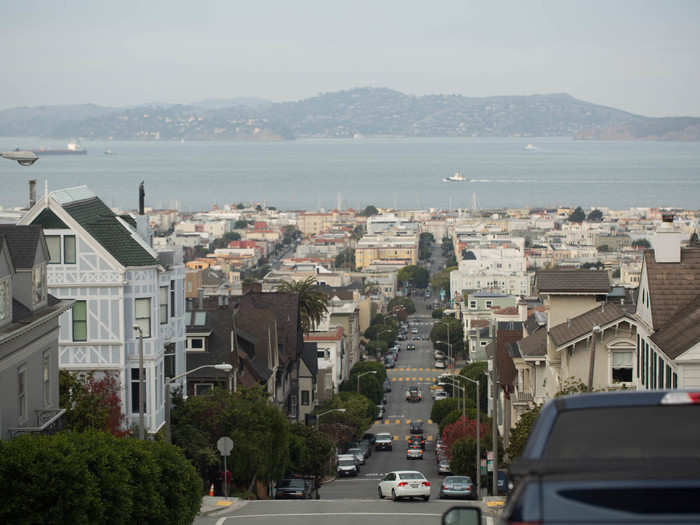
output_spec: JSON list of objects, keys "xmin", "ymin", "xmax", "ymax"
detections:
[{"xmin": 0, "ymin": 226, "xmax": 72, "ymax": 439}]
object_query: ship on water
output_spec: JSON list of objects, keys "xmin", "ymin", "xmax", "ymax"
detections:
[
  {"xmin": 442, "ymin": 172, "xmax": 466, "ymax": 182},
  {"xmin": 29, "ymin": 142, "xmax": 87, "ymax": 155}
]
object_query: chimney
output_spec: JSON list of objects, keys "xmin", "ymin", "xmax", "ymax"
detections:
[
  {"xmin": 652, "ymin": 213, "xmax": 682, "ymax": 263},
  {"xmin": 518, "ymin": 300, "xmax": 527, "ymax": 322},
  {"xmin": 138, "ymin": 181, "xmax": 145, "ymax": 215},
  {"xmin": 197, "ymin": 288, "xmax": 204, "ymax": 309},
  {"xmin": 29, "ymin": 179, "xmax": 36, "ymax": 208}
]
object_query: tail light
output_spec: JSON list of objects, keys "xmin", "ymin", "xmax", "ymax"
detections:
[
  {"xmin": 422, "ymin": 481, "xmax": 430, "ymax": 487},
  {"xmin": 507, "ymin": 522, "xmax": 542, "ymax": 525},
  {"xmin": 661, "ymin": 392, "xmax": 700, "ymax": 404},
  {"xmin": 442, "ymin": 484, "xmax": 447, "ymax": 489},
  {"xmin": 398, "ymin": 482, "xmax": 408, "ymax": 487}
]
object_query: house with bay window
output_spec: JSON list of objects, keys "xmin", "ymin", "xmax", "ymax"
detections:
[
  {"xmin": 19, "ymin": 186, "xmax": 186, "ymax": 435},
  {"xmin": 633, "ymin": 217, "xmax": 700, "ymax": 390}
]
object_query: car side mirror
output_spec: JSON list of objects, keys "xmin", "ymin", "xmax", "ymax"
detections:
[{"xmin": 442, "ymin": 506, "xmax": 482, "ymax": 525}]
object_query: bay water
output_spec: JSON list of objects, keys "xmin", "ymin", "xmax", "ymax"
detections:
[{"xmin": 1, "ymin": 136, "xmax": 698, "ymax": 211}]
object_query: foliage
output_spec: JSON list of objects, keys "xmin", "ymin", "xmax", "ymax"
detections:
[
  {"xmin": 430, "ymin": 398, "xmax": 459, "ymax": 426},
  {"xmin": 365, "ymin": 339, "xmax": 388, "ymax": 357},
  {"xmin": 210, "ymin": 231, "xmax": 242, "ymax": 250},
  {"xmin": 234, "ymin": 219, "xmax": 249, "ymax": 229},
  {"xmin": 598, "ymin": 244, "xmax": 610, "ymax": 252},
  {"xmin": 612, "ymin": 268, "xmax": 621, "ymax": 278},
  {"xmin": 281, "ymin": 225, "xmax": 300, "ymax": 244},
  {"xmin": 442, "ymin": 415, "xmax": 492, "ymax": 455},
  {"xmin": 581, "ymin": 261, "xmax": 604, "ymax": 269},
  {"xmin": 506, "ymin": 405, "xmax": 542, "ymax": 460},
  {"xmin": 364, "ymin": 316, "xmax": 398, "ymax": 346},
  {"xmin": 556, "ymin": 377, "xmax": 589, "ymax": 396},
  {"xmin": 275, "ymin": 276, "xmax": 330, "ymax": 333},
  {"xmin": 359, "ymin": 205, "xmax": 379, "ymax": 217},
  {"xmin": 568, "ymin": 206, "xmax": 586, "ymax": 223},
  {"xmin": 341, "ymin": 361, "xmax": 386, "ymax": 405},
  {"xmin": 348, "ymin": 361, "xmax": 387, "ymax": 384},
  {"xmin": 430, "ymin": 265, "xmax": 456, "ymax": 297},
  {"xmin": 449, "ymin": 437, "xmax": 479, "ymax": 479},
  {"xmin": 459, "ymin": 362, "xmax": 489, "ymax": 413},
  {"xmin": 419, "ymin": 232, "xmax": 434, "ymax": 260},
  {"xmin": 0, "ymin": 431, "xmax": 201, "ymax": 525},
  {"xmin": 430, "ymin": 317, "xmax": 465, "ymax": 357},
  {"xmin": 171, "ymin": 387, "xmax": 289, "ymax": 491},
  {"xmin": 236, "ymin": 203, "xmax": 245, "ymax": 210},
  {"xmin": 59, "ymin": 370, "xmax": 128, "ymax": 437},
  {"xmin": 334, "ymin": 248, "xmax": 355, "ymax": 269},
  {"xmin": 288, "ymin": 423, "xmax": 334, "ymax": 477},
  {"xmin": 351, "ymin": 224, "xmax": 365, "ymax": 240},
  {"xmin": 441, "ymin": 235, "xmax": 454, "ymax": 257},
  {"xmin": 632, "ymin": 238, "xmax": 651, "ymax": 249},
  {"xmin": 317, "ymin": 392, "xmax": 375, "ymax": 442},
  {"xmin": 445, "ymin": 255, "xmax": 457, "ymax": 268},
  {"xmin": 432, "ymin": 308, "xmax": 444, "ymax": 319},
  {"xmin": 397, "ymin": 264, "xmax": 430, "ymax": 289},
  {"xmin": 586, "ymin": 209, "xmax": 603, "ymax": 221},
  {"xmin": 387, "ymin": 297, "xmax": 416, "ymax": 315}
]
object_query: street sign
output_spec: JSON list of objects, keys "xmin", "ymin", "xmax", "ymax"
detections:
[{"xmin": 217, "ymin": 436, "xmax": 234, "ymax": 456}]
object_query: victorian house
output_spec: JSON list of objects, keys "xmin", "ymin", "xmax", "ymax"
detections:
[{"xmin": 19, "ymin": 186, "xmax": 186, "ymax": 435}]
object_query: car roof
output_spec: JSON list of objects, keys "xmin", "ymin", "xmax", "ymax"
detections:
[{"xmin": 392, "ymin": 470, "xmax": 426, "ymax": 476}]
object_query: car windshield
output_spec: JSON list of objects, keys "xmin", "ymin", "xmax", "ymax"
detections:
[
  {"xmin": 398, "ymin": 472, "xmax": 425, "ymax": 480},
  {"xmin": 446, "ymin": 476, "xmax": 471, "ymax": 484},
  {"xmin": 338, "ymin": 459, "xmax": 355, "ymax": 466},
  {"xmin": 277, "ymin": 479, "xmax": 305, "ymax": 488},
  {"xmin": 348, "ymin": 448, "xmax": 361, "ymax": 454},
  {"xmin": 376, "ymin": 433, "xmax": 391, "ymax": 440}
]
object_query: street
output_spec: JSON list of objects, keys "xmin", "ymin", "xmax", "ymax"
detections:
[{"xmin": 195, "ymin": 290, "xmax": 496, "ymax": 524}]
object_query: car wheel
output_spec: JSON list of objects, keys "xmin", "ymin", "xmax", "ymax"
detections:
[
  {"xmin": 378, "ymin": 487, "xmax": 384, "ymax": 499},
  {"xmin": 423, "ymin": 495, "xmax": 430, "ymax": 501},
  {"xmin": 392, "ymin": 489, "xmax": 398, "ymax": 502}
]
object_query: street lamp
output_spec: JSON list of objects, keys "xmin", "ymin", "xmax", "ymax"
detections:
[
  {"xmin": 451, "ymin": 373, "xmax": 482, "ymax": 498},
  {"xmin": 164, "ymin": 363, "xmax": 233, "ymax": 443},
  {"xmin": 1, "ymin": 150, "xmax": 38, "ymax": 166},
  {"xmin": 315, "ymin": 408, "xmax": 346, "ymax": 430},
  {"xmin": 356, "ymin": 370, "xmax": 377, "ymax": 392},
  {"xmin": 133, "ymin": 325, "xmax": 146, "ymax": 440},
  {"xmin": 434, "ymin": 320, "xmax": 456, "ymax": 373}
]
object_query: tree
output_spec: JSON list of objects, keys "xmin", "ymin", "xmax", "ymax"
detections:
[
  {"xmin": 586, "ymin": 209, "xmax": 603, "ymax": 222},
  {"xmin": 316, "ymin": 392, "xmax": 375, "ymax": 442},
  {"xmin": 568, "ymin": 207, "xmax": 586, "ymax": 223},
  {"xmin": 210, "ymin": 231, "xmax": 242, "ymax": 250},
  {"xmin": 341, "ymin": 362, "xmax": 386, "ymax": 404},
  {"xmin": 365, "ymin": 339, "xmax": 388, "ymax": 358},
  {"xmin": 598, "ymin": 244, "xmax": 610, "ymax": 252},
  {"xmin": 446, "ymin": 255, "xmax": 457, "ymax": 268},
  {"xmin": 275, "ymin": 276, "xmax": 330, "ymax": 333},
  {"xmin": 459, "ymin": 362, "xmax": 488, "ymax": 413},
  {"xmin": 431, "ymin": 266, "xmax": 456, "ymax": 297},
  {"xmin": 419, "ymin": 232, "xmax": 434, "ymax": 260},
  {"xmin": 359, "ymin": 205, "xmax": 379, "ymax": 217},
  {"xmin": 441, "ymin": 236, "xmax": 454, "ymax": 257},
  {"xmin": 351, "ymin": 225, "xmax": 365, "ymax": 240},
  {"xmin": 387, "ymin": 297, "xmax": 416, "ymax": 315},
  {"xmin": 506, "ymin": 405, "xmax": 542, "ymax": 460},
  {"xmin": 281, "ymin": 225, "xmax": 300, "ymax": 244},
  {"xmin": 430, "ymin": 398, "xmax": 460, "ymax": 426},
  {"xmin": 288, "ymin": 423, "xmax": 334, "ymax": 479},
  {"xmin": 397, "ymin": 265, "xmax": 430, "ymax": 289},
  {"xmin": 236, "ymin": 203, "xmax": 246, "ymax": 209},
  {"xmin": 430, "ymin": 317, "xmax": 465, "ymax": 358},
  {"xmin": 234, "ymin": 219, "xmax": 249, "ymax": 229},
  {"xmin": 432, "ymin": 308, "xmax": 444, "ymax": 319},
  {"xmin": 632, "ymin": 238, "xmax": 651, "ymax": 249},
  {"xmin": 334, "ymin": 248, "xmax": 355, "ymax": 270},
  {"xmin": 59, "ymin": 370, "xmax": 128, "ymax": 436},
  {"xmin": 612, "ymin": 268, "xmax": 621, "ymax": 278}
]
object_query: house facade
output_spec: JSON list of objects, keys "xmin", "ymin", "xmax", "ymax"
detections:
[
  {"xmin": 19, "ymin": 186, "xmax": 186, "ymax": 435},
  {"xmin": 0, "ymin": 226, "xmax": 72, "ymax": 439}
]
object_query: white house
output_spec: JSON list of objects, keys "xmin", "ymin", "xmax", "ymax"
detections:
[{"xmin": 19, "ymin": 186, "xmax": 186, "ymax": 435}]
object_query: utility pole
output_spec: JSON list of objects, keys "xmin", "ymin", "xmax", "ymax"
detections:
[
  {"xmin": 588, "ymin": 325, "xmax": 602, "ymax": 391},
  {"xmin": 491, "ymin": 365, "xmax": 498, "ymax": 495}
]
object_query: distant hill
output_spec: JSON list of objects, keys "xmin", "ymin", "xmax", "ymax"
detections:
[{"xmin": 1, "ymin": 88, "xmax": 698, "ymax": 141}]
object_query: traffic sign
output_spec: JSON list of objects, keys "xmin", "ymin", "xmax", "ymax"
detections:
[{"xmin": 217, "ymin": 436, "xmax": 234, "ymax": 456}]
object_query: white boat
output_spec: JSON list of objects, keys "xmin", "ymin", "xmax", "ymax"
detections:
[
  {"xmin": 442, "ymin": 172, "xmax": 466, "ymax": 182},
  {"xmin": 524, "ymin": 144, "xmax": 536, "ymax": 151}
]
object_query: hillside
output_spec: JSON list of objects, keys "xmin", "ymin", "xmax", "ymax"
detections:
[{"xmin": 1, "ymin": 88, "xmax": 698, "ymax": 141}]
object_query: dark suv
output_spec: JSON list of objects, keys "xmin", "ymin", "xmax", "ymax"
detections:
[
  {"xmin": 409, "ymin": 421, "xmax": 424, "ymax": 435},
  {"xmin": 503, "ymin": 391, "xmax": 700, "ymax": 524}
]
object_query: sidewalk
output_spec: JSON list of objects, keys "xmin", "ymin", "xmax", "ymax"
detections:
[{"xmin": 199, "ymin": 496, "xmax": 246, "ymax": 517}]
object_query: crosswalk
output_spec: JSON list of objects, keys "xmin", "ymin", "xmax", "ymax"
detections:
[
  {"xmin": 379, "ymin": 419, "xmax": 433, "ymax": 425},
  {"xmin": 383, "ymin": 434, "xmax": 435, "ymax": 442},
  {"xmin": 388, "ymin": 367, "xmax": 442, "ymax": 373}
]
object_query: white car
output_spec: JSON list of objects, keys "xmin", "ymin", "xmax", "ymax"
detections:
[
  {"xmin": 434, "ymin": 359, "xmax": 447, "ymax": 369},
  {"xmin": 378, "ymin": 470, "xmax": 431, "ymax": 501},
  {"xmin": 434, "ymin": 390, "xmax": 449, "ymax": 401}
]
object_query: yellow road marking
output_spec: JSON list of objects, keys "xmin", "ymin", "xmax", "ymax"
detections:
[
  {"xmin": 406, "ymin": 419, "xmax": 411, "ymax": 424},
  {"xmin": 427, "ymin": 435, "xmax": 434, "ymax": 441},
  {"xmin": 393, "ymin": 435, "xmax": 399, "ymax": 441},
  {"xmin": 391, "ymin": 377, "xmax": 397, "ymax": 382},
  {"xmin": 411, "ymin": 377, "xmax": 417, "ymax": 381},
  {"xmin": 418, "ymin": 368, "xmax": 424, "ymax": 371},
  {"xmin": 394, "ymin": 419, "xmax": 401, "ymax": 425},
  {"xmin": 384, "ymin": 419, "xmax": 390, "ymax": 424},
  {"xmin": 216, "ymin": 501, "xmax": 233, "ymax": 507},
  {"xmin": 428, "ymin": 419, "xmax": 433, "ymax": 424},
  {"xmin": 419, "ymin": 377, "xmax": 423, "ymax": 381},
  {"xmin": 487, "ymin": 501, "xmax": 505, "ymax": 507},
  {"xmin": 405, "ymin": 435, "xmax": 410, "ymax": 441},
  {"xmin": 413, "ymin": 368, "xmax": 418, "ymax": 371}
]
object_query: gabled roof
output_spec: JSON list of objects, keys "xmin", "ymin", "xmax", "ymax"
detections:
[
  {"xmin": 36, "ymin": 193, "xmax": 158, "ymax": 267},
  {"xmin": 0, "ymin": 225, "xmax": 44, "ymax": 269},
  {"xmin": 535, "ymin": 270, "xmax": 610, "ymax": 294},
  {"xmin": 517, "ymin": 328, "xmax": 547, "ymax": 358},
  {"xmin": 644, "ymin": 247, "xmax": 700, "ymax": 331},
  {"xmin": 549, "ymin": 303, "xmax": 628, "ymax": 348},
  {"xmin": 302, "ymin": 342, "xmax": 319, "ymax": 375},
  {"xmin": 650, "ymin": 294, "xmax": 700, "ymax": 359},
  {"xmin": 240, "ymin": 292, "xmax": 302, "ymax": 364}
]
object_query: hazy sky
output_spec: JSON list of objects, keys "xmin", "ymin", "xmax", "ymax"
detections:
[{"xmin": 3, "ymin": 0, "xmax": 699, "ymax": 116}]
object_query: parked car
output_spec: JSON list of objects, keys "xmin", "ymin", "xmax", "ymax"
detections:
[
  {"xmin": 375, "ymin": 432, "xmax": 393, "ymax": 451},
  {"xmin": 337, "ymin": 453, "xmax": 361, "ymax": 471},
  {"xmin": 433, "ymin": 350, "xmax": 446, "ymax": 360},
  {"xmin": 275, "ymin": 478, "xmax": 313, "ymax": 499},
  {"xmin": 434, "ymin": 359, "xmax": 447, "ymax": 369},
  {"xmin": 346, "ymin": 447, "xmax": 365, "ymax": 465},
  {"xmin": 406, "ymin": 444, "xmax": 424, "ymax": 460},
  {"xmin": 376, "ymin": 404, "xmax": 385, "ymax": 420},
  {"xmin": 337, "ymin": 457, "xmax": 359, "ymax": 477},
  {"xmin": 439, "ymin": 476, "xmax": 475, "ymax": 499},
  {"xmin": 383, "ymin": 379, "xmax": 392, "ymax": 392},
  {"xmin": 411, "ymin": 328, "xmax": 418, "ymax": 334},
  {"xmin": 504, "ymin": 390, "xmax": 700, "ymax": 524},
  {"xmin": 384, "ymin": 355, "xmax": 395, "ymax": 369},
  {"xmin": 363, "ymin": 432, "xmax": 376, "ymax": 446},
  {"xmin": 406, "ymin": 386, "xmax": 422, "ymax": 402},
  {"xmin": 438, "ymin": 459, "xmax": 452, "ymax": 475},
  {"xmin": 409, "ymin": 421, "xmax": 424, "ymax": 435},
  {"xmin": 377, "ymin": 471, "xmax": 431, "ymax": 501},
  {"xmin": 434, "ymin": 390, "xmax": 449, "ymax": 401},
  {"xmin": 359, "ymin": 439, "xmax": 373, "ymax": 458}
]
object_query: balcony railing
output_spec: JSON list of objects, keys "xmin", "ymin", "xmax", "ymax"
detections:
[{"xmin": 8, "ymin": 408, "xmax": 66, "ymax": 439}]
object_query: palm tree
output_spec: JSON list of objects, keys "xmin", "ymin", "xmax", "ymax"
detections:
[{"xmin": 276, "ymin": 276, "xmax": 330, "ymax": 333}]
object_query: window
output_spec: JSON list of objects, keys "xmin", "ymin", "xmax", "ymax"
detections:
[
  {"xmin": 658, "ymin": 356, "xmax": 664, "ymax": 388},
  {"xmin": 673, "ymin": 372, "xmax": 678, "ymax": 389},
  {"xmin": 636, "ymin": 334, "xmax": 640, "ymax": 379},
  {"xmin": 289, "ymin": 395, "xmax": 297, "ymax": 418},
  {"xmin": 131, "ymin": 368, "xmax": 144, "ymax": 414},
  {"xmin": 43, "ymin": 352, "xmax": 51, "ymax": 407},
  {"xmin": 170, "ymin": 280, "xmax": 175, "ymax": 318},
  {"xmin": 301, "ymin": 390, "xmax": 310, "ymax": 405},
  {"xmin": 469, "ymin": 301, "xmax": 477, "ymax": 309},
  {"xmin": 72, "ymin": 301, "xmax": 87, "ymax": 341},
  {"xmin": 187, "ymin": 281, "xmax": 192, "ymax": 293},
  {"xmin": 187, "ymin": 337, "xmax": 205, "ymax": 351},
  {"xmin": 160, "ymin": 286, "xmax": 168, "ymax": 324},
  {"xmin": 135, "ymin": 298, "xmax": 151, "ymax": 338},
  {"xmin": 32, "ymin": 264, "xmax": 46, "ymax": 305},
  {"xmin": 194, "ymin": 383, "xmax": 213, "ymax": 396},
  {"xmin": 164, "ymin": 343, "xmax": 176, "ymax": 379},
  {"xmin": 486, "ymin": 300, "xmax": 493, "ymax": 308},
  {"xmin": 611, "ymin": 351, "xmax": 633, "ymax": 383},
  {"xmin": 63, "ymin": 236, "xmax": 76, "ymax": 264},
  {"xmin": 0, "ymin": 277, "xmax": 9, "ymax": 322},
  {"xmin": 666, "ymin": 365, "xmax": 672, "ymax": 389},
  {"xmin": 46, "ymin": 236, "xmax": 61, "ymax": 263},
  {"xmin": 480, "ymin": 341, "xmax": 488, "ymax": 346},
  {"xmin": 18, "ymin": 367, "xmax": 27, "ymax": 421}
]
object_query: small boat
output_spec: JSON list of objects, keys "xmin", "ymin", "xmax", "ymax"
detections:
[
  {"xmin": 442, "ymin": 172, "xmax": 466, "ymax": 182},
  {"xmin": 524, "ymin": 144, "xmax": 537, "ymax": 151},
  {"xmin": 104, "ymin": 149, "xmax": 113, "ymax": 155}
]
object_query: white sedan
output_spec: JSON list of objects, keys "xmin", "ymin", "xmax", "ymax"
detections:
[{"xmin": 378, "ymin": 470, "xmax": 431, "ymax": 501}]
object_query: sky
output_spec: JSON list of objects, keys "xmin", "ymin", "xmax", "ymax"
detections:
[{"xmin": 2, "ymin": 0, "xmax": 699, "ymax": 116}]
